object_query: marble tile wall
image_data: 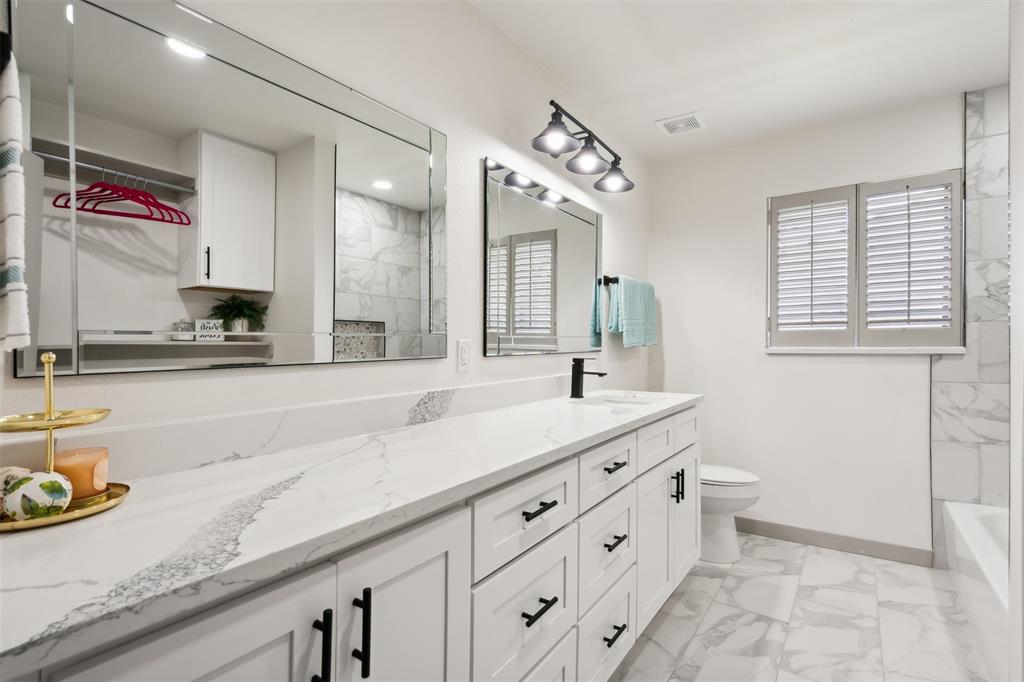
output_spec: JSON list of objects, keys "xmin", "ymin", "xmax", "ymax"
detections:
[
  {"xmin": 930, "ymin": 85, "xmax": 1010, "ymax": 567},
  {"xmin": 0, "ymin": 373, "xmax": 572, "ymax": 481}
]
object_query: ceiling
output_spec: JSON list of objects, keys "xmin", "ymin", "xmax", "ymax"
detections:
[{"xmin": 473, "ymin": 0, "xmax": 1010, "ymax": 161}]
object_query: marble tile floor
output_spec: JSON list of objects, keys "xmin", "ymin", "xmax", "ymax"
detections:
[{"xmin": 613, "ymin": 533, "xmax": 987, "ymax": 682}]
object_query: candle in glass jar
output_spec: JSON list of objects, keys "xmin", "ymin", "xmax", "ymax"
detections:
[{"xmin": 54, "ymin": 447, "xmax": 109, "ymax": 499}]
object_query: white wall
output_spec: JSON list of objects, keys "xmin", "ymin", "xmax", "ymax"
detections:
[
  {"xmin": 648, "ymin": 95, "xmax": 964, "ymax": 551},
  {"xmin": 0, "ymin": 1, "xmax": 652, "ymax": 427}
]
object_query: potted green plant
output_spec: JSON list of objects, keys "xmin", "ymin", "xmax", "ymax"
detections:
[{"xmin": 208, "ymin": 295, "xmax": 268, "ymax": 334}]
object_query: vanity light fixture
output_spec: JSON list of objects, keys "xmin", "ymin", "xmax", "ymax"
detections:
[
  {"xmin": 503, "ymin": 172, "xmax": 539, "ymax": 190},
  {"xmin": 538, "ymin": 189, "xmax": 570, "ymax": 205},
  {"xmin": 530, "ymin": 100, "xmax": 634, "ymax": 192},
  {"xmin": 165, "ymin": 37, "xmax": 207, "ymax": 59},
  {"xmin": 485, "ymin": 159, "xmax": 505, "ymax": 171},
  {"xmin": 372, "ymin": 179, "xmax": 393, "ymax": 190}
]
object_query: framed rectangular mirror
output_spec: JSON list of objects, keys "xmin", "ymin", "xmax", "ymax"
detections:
[
  {"xmin": 12, "ymin": 0, "xmax": 446, "ymax": 377},
  {"xmin": 483, "ymin": 159, "xmax": 601, "ymax": 356}
]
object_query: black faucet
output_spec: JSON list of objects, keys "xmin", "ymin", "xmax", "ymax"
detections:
[{"xmin": 570, "ymin": 357, "xmax": 607, "ymax": 399}]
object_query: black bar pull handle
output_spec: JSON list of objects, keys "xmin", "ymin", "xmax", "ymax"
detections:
[
  {"xmin": 352, "ymin": 587, "xmax": 372, "ymax": 679},
  {"xmin": 671, "ymin": 472, "xmax": 682, "ymax": 503},
  {"xmin": 521, "ymin": 596, "xmax": 559, "ymax": 628},
  {"xmin": 311, "ymin": 608, "xmax": 333, "ymax": 682},
  {"xmin": 679, "ymin": 469, "xmax": 686, "ymax": 501},
  {"xmin": 603, "ymin": 534, "xmax": 628, "ymax": 552},
  {"xmin": 522, "ymin": 499, "xmax": 558, "ymax": 523},
  {"xmin": 204, "ymin": 246, "xmax": 211, "ymax": 280},
  {"xmin": 603, "ymin": 623, "xmax": 628, "ymax": 648},
  {"xmin": 603, "ymin": 461, "xmax": 628, "ymax": 475}
]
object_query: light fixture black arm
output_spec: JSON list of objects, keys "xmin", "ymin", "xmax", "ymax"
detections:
[{"xmin": 549, "ymin": 100, "xmax": 622, "ymax": 164}]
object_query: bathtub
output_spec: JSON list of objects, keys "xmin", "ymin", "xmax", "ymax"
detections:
[{"xmin": 943, "ymin": 501, "xmax": 1009, "ymax": 682}]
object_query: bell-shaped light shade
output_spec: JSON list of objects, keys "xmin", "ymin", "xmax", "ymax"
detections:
[
  {"xmin": 594, "ymin": 162, "xmax": 635, "ymax": 193},
  {"xmin": 538, "ymin": 189, "xmax": 570, "ymax": 205},
  {"xmin": 503, "ymin": 172, "xmax": 539, "ymax": 190},
  {"xmin": 531, "ymin": 112, "xmax": 582, "ymax": 158},
  {"xmin": 565, "ymin": 137, "xmax": 610, "ymax": 175},
  {"xmin": 485, "ymin": 158, "xmax": 505, "ymax": 172}
]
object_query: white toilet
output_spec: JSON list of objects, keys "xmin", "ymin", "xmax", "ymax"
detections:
[{"xmin": 700, "ymin": 464, "xmax": 761, "ymax": 563}]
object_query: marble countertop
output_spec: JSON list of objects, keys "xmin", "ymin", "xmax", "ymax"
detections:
[{"xmin": 0, "ymin": 389, "xmax": 701, "ymax": 677}]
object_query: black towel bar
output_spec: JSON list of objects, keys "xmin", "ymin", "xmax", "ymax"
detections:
[{"xmin": 598, "ymin": 275, "xmax": 619, "ymax": 286}]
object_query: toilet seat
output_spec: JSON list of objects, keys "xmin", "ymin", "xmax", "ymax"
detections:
[{"xmin": 701, "ymin": 464, "xmax": 759, "ymax": 486}]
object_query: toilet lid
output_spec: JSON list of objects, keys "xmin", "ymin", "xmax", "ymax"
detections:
[{"xmin": 701, "ymin": 464, "xmax": 759, "ymax": 485}]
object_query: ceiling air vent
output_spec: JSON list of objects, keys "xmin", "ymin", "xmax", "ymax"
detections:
[{"xmin": 655, "ymin": 112, "xmax": 704, "ymax": 136}]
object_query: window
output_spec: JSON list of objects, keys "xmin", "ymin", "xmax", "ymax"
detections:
[
  {"xmin": 768, "ymin": 170, "xmax": 963, "ymax": 351},
  {"xmin": 486, "ymin": 231, "xmax": 557, "ymax": 347}
]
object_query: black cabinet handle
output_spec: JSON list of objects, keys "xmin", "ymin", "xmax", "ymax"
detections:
[
  {"xmin": 679, "ymin": 469, "xmax": 686, "ymax": 501},
  {"xmin": 671, "ymin": 471, "xmax": 682, "ymax": 503},
  {"xmin": 311, "ymin": 608, "xmax": 333, "ymax": 682},
  {"xmin": 521, "ymin": 596, "xmax": 559, "ymax": 627},
  {"xmin": 603, "ymin": 461, "xmax": 628, "ymax": 475},
  {"xmin": 522, "ymin": 499, "xmax": 558, "ymax": 523},
  {"xmin": 603, "ymin": 623, "xmax": 628, "ymax": 648},
  {"xmin": 603, "ymin": 534, "xmax": 628, "ymax": 552},
  {"xmin": 352, "ymin": 587, "xmax": 371, "ymax": 679},
  {"xmin": 204, "ymin": 246, "xmax": 211, "ymax": 280}
]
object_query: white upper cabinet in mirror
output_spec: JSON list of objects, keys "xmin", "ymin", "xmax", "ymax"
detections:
[
  {"xmin": 484, "ymin": 159, "xmax": 601, "ymax": 357},
  {"xmin": 12, "ymin": 0, "xmax": 446, "ymax": 376}
]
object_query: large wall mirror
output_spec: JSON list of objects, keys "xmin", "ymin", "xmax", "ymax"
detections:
[
  {"xmin": 12, "ymin": 0, "xmax": 446, "ymax": 377},
  {"xmin": 484, "ymin": 159, "xmax": 601, "ymax": 356}
]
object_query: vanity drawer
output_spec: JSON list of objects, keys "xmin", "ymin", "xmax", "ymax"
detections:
[
  {"xmin": 472, "ymin": 524, "xmax": 579, "ymax": 682},
  {"xmin": 521, "ymin": 629, "xmax": 578, "ymax": 682},
  {"xmin": 674, "ymin": 406, "xmax": 699, "ymax": 453},
  {"xmin": 473, "ymin": 458, "xmax": 579, "ymax": 581},
  {"xmin": 636, "ymin": 416, "xmax": 675, "ymax": 474},
  {"xmin": 577, "ymin": 483, "xmax": 637, "ymax": 616},
  {"xmin": 578, "ymin": 433, "xmax": 637, "ymax": 512},
  {"xmin": 576, "ymin": 565, "xmax": 637, "ymax": 682}
]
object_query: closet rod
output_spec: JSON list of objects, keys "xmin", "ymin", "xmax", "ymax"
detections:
[{"xmin": 34, "ymin": 151, "xmax": 196, "ymax": 194}]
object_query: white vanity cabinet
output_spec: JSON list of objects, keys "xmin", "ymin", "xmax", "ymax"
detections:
[
  {"xmin": 333, "ymin": 508, "xmax": 471, "ymax": 682},
  {"xmin": 44, "ymin": 564, "xmax": 337, "ymax": 682},
  {"xmin": 178, "ymin": 131, "xmax": 277, "ymax": 292}
]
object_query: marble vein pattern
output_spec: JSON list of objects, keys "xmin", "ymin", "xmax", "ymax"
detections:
[
  {"xmin": 615, "ymin": 537, "xmax": 986, "ymax": 682},
  {"xmin": 931, "ymin": 322, "xmax": 1009, "ymax": 384},
  {"xmin": 965, "ymin": 259, "xmax": 1009, "ymax": 322},
  {"xmin": 930, "ymin": 382, "xmax": 1010, "ymax": 445},
  {"xmin": 965, "ymin": 134, "xmax": 1009, "ymax": 200},
  {"xmin": 965, "ymin": 86, "xmax": 1009, "ymax": 140},
  {"xmin": 0, "ymin": 391, "xmax": 700, "ymax": 677}
]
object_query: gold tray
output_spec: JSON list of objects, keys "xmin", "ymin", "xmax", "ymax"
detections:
[
  {"xmin": 0, "ymin": 482, "xmax": 130, "ymax": 532},
  {"xmin": 0, "ymin": 408, "xmax": 110, "ymax": 433}
]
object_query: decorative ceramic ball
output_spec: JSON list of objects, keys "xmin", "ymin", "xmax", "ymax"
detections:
[
  {"xmin": 3, "ymin": 471, "xmax": 73, "ymax": 521},
  {"xmin": 0, "ymin": 466, "xmax": 32, "ymax": 512}
]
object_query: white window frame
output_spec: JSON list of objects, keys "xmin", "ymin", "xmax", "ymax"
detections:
[
  {"xmin": 486, "ymin": 231, "xmax": 558, "ymax": 351},
  {"xmin": 767, "ymin": 170, "xmax": 964, "ymax": 352}
]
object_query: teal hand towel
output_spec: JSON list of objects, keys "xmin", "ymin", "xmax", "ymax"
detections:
[
  {"xmin": 589, "ymin": 279, "xmax": 601, "ymax": 347},
  {"xmin": 608, "ymin": 275, "xmax": 656, "ymax": 347}
]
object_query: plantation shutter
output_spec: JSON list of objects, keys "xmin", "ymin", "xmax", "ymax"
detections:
[
  {"xmin": 858, "ymin": 170, "xmax": 962, "ymax": 347},
  {"xmin": 511, "ymin": 233, "xmax": 556, "ymax": 336},
  {"xmin": 769, "ymin": 186, "xmax": 856, "ymax": 347},
  {"xmin": 486, "ymin": 242, "xmax": 508, "ymax": 334}
]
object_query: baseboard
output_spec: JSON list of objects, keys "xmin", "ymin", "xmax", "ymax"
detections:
[{"xmin": 735, "ymin": 516, "xmax": 933, "ymax": 567}]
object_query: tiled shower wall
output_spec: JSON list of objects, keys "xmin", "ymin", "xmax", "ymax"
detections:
[{"xmin": 930, "ymin": 85, "xmax": 1010, "ymax": 568}]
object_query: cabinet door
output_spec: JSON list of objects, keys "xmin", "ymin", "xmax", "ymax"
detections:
[
  {"xmin": 636, "ymin": 417, "xmax": 675, "ymax": 474},
  {"xmin": 47, "ymin": 565, "xmax": 336, "ymax": 682},
  {"xmin": 670, "ymin": 445, "xmax": 701, "ymax": 583},
  {"xmin": 335, "ymin": 508, "xmax": 471, "ymax": 682},
  {"xmin": 201, "ymin": 133, "xmax": 276, "ymax": 292},
  {"xmin": 634, "ymin": 456, "xmax": 677, "ymax": 632}
]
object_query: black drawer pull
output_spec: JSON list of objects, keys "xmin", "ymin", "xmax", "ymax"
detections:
[
  {"xmin": 204, "ymin": 246, "xmax": 211, "ymax": 280},
  {"xmin": 603, "ymin": 534, "xmax": 628, "ymax": 552},
  {"xmin": 522, "ymin": 499, "xmax": 558, "ymax": 523},
  {"xmin": 521, "ymin": 596, "xmax": 559, "ymax": 627},
  {"xmin": 351, "ymin": 587, "xmax": 371, "ymax": 679},
  {"xmin": 603, "ymin": 623, "xmax": 628, "ymax": 648},
  {"xmin": 671, "ymin": 471, "xmax": 682, "ymax": 503},
  {"xmin": 679, "ymin": 469, "xmax": 686, "ymax": 501},
  {"xmin": 603, "ymin": 460, "xmax": 628, "ymax": 475},
  {"xmin": 311, "ymin": 608, "xmax": 333, "ymax": 682}
]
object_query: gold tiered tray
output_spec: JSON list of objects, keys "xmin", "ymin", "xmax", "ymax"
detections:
[{"xmin": 0, "ymin": 353, "xmax": 129, "ymax": 532}]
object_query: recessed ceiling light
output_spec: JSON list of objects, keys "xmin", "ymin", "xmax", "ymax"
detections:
[
  {"xmin": 174, "ymin": 3, "xmax": 214, "ymax": 23},
  {"xmin": 65, "ymin": 3, "xmax": 73, "ymax": 24},
  {"xmin": 372, "ymin": 179, "xmax": 393, "ymax": 190},
  {"xmin": 165, "ymin": 37, "xmax": 206, "ymax": 59}
]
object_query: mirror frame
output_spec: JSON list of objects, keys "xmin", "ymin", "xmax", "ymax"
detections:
[{"xmin": 482, "ymin": 158, "xmax": 602, "ymax": 357}]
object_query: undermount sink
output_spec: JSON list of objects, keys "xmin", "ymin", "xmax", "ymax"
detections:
[{"xmin": 576, "ymin": 393, "xmax": 664, "ymax": 406}]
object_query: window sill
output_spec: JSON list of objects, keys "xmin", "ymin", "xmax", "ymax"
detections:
[{"xmin": 766, "ymin": 346, "xmax": 966, "ymax": 356}]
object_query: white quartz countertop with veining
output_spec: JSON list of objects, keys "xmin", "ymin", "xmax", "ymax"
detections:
[{"xmin": 0, "ymin": 390, "xmax": 701, "ymax": 677}]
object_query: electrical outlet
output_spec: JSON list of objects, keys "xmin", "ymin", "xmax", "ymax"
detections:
[{"xmin": 457, "ymin": 339, "xmax": 471, "ymax": 371}]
